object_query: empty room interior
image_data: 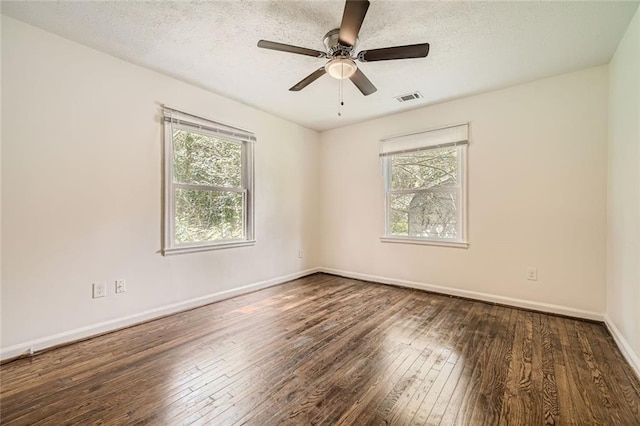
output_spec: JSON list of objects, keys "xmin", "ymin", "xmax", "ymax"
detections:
[{"xmin": 1, "ymin": 0, "xmax": 640, "ymax": 424}]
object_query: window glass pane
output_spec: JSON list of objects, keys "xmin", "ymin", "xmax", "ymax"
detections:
[
  {"xmin": 173, "ymin": 129, "xmax": 242, "ymax": 188},
  {"xmin": 390, "ymin": 190, "xmax": 458, "ymax": 239},
  {"xmin": 175, "ymin": 189, "xmax": 243, "ymax": 244},
  {"xmin": 391, "ymin": 146, "xmax": 458, "ymax": 191}
]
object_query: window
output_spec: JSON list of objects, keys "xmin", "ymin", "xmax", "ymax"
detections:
[
  {"xmin": 163, "ymin": 107, "xmax": 255, "ymax": 255},
  {"xmin": 381, "ymin": 123, "xmax": 468, "ymax": 248}
]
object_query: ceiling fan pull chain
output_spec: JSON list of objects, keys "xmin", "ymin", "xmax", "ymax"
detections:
[
  {"xmin": 338, "ymin": 73, "xmax": 343, "ymax": 117},
  {"xmin": 341, "ymin": 65, "xmax": 345, "ymax": 107}
]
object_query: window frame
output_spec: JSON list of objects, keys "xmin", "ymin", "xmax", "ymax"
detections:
[
  {"xmin": 162, "ymin": 108, "xmax": 255, "ymax": 256},
  {"xmin": 380, "ymin": 126, "xmax": 469, "ymax": 249}
]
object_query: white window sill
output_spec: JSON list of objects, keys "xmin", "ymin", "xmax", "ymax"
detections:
[
  {"xmin": 380, "ymin": 237, "xmax": 469, "ymax": 249},
  {"xmin": 163, "ymin": 240, "xmax": 256, "ymax": 256}
]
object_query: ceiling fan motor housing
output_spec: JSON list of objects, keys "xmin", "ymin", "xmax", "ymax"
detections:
[{"xmin": 323, "ymin": 29, "xmax": 356, "ymax": 57}]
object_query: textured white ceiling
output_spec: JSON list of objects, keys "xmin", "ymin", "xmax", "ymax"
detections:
[{"xmin": 2, "ymin": 1, "xmax": 638, "ymax": 131}]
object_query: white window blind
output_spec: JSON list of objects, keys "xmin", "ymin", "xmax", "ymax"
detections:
[
  {"xmin": 163, "ymin": 106, "xmax": 257, "ymax": 144},
  {"xmin": 380, "ymin": 123, "xmax": 468, "ymax": 156}
]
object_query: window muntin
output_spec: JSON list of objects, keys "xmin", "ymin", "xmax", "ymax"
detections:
[
  {"xmin": 381, "ymin": 124, "xmax": 468, "ymax": 246},
  {"xmin": 163, "ymin": 108, "xmax": 255, "ymax": 255}
]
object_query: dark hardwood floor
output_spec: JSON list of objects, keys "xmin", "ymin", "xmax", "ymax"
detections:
[{"xmin": 1, "ymin": 273, "xmax": 639, "ymax": 425}]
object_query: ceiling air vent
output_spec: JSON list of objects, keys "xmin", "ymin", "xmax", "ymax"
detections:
[{"xmin": 395, "ymin": 91, "xmax": 423, "ymax": 103}]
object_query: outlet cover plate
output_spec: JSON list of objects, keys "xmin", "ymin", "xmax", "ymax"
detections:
[{"xmin": 93, "ymin": 282, "xmax": 106, "ymax": 298}]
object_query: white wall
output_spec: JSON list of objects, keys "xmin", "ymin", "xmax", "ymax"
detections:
[
  {"xmin": 0, "ymin": 17, "xmax": 321, "ymax": 355},
  {"xmin": 319, "ymin": 66, "xmax": 609, "ymax": 317},
  {"xmin": 607, "ymin": 7, "xmax": 640, "ymax": 371},
  {"xmin": 0, "ymin": 16, "xmax": 4, "ymax": 352}
]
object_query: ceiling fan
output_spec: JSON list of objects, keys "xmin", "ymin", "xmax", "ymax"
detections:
[{"xmin": 257, "ymin": 0, "xmax": 430, "ymax": 96}]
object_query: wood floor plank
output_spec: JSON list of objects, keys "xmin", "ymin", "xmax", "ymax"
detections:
[
  {"xmin": 585, "ymin": 323, "xmax": 640, "ymax": 417},
  {"xmin": 330, "ymin": 297, "xmax": 463, "ymax": 426},
  {"xmin": 551, "ymin": 315, "xmax": 591, "ymax": 425},
  {"xmin": 440, "ymin": 302, "xmax": 498, "ymax": 426},
  {"xmin": 466, "ymin": 301, "xmax": 515, "ymax": 425},
  {"xmin": 308, "ymin": 297, "xmax": 447, "ymax": 426},
  {"xmin": 422, "ymin": 299, "xmax": 492, "ymax": 426},
  {"xmin": 245, "ymin": 291, "xmax": 422, "ymax": 425},
  {"xmin": 363, "ymin": 300, "xmax": 456, "ymax": 418},
  {"xmin": 540, "ymin": 314, "xmax": 560, "ymax": 425},
  {"xmin": 2, "ymin": 273, "xmax": 640, "ymax": 425},
  {"xmin": 404, "ymin": 299, "xmax": 480, "ymax": 425}
]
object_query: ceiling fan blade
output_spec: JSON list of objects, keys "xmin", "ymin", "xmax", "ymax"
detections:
[
  {"xmin": 290, "ymin": 67, "xmax": 327, "ymax": 91},
  {"xmin": 258, "ymin": 40, "xmax": 326, "ymax": 58},
  {"xmin": 349, "ymin": 68, "xmax": 377, "ymax": 96},
  {"xmin": 338, "ymin": 0, "xmax": 370, "ymax": 48},
  {"xmin": 358, "ymin": 43, "xmax": 430, "ymax": 62}
]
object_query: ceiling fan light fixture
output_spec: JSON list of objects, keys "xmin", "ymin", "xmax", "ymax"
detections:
[{"xmin": 325, "ymin": 58, "xmax": 357, "ymax": 80}]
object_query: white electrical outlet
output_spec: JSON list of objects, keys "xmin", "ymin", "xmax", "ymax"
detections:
[
  {"xmin": 93, "ymin": 282, "xmax": 106, "ymax": 298},
  {"xmin": 298, "ymin": 250, "xmax": 303, "ymax": 259},
  {"xmin": 115, "ymin": 279, "xmax": 127, "ymax": 294},
  {"xmin": 527, "ymin": 267, "xmax": 538, "ymax": 281}
]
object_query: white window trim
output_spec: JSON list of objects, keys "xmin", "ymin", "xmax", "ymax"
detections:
[
  {"xmin": 162, "ymin": 107, "xmax": 255, "ymax": 256},
  {"xmin": 380, "ymin": 123, "xmax": 469, "ymax": 248}
]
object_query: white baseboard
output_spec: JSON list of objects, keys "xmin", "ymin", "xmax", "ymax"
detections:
[
  {"xmin": 603, "ymin": 315, "xmax": 640, "ymax": 380},
  {"xmin": 0, "ymin": 267, "xmax": 321, "ymax": 361},
  {"xmin": 319, "ymin": 267, "xmax": 604, "ymax": 322}
]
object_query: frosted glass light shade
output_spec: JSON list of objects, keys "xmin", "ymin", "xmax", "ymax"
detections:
[{"xmin": 325, "ymin": 58, "xmax": 357, "ymax": 79}]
